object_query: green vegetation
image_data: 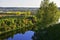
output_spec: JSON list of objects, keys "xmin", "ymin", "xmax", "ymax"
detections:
[
  {"xmin": 0, "ymin": 16, "xmax": 36, "ymax": 33},
  {"xmin": 33, "ymin": 23, "xmax": 60, "ymax": 40},
  {"xmin": 33, "ymin": 0, "xmax": 60, "ymax": 40},
  {"xmin": 36, "ymin": 0, "xmax": 60, "ymax": 28},
  {"xmin": 0, "ymin": 0, "xmax": 60, "ymax": 40}
]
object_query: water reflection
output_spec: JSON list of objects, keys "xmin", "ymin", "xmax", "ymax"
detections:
[{"xmin": 7, "ymin": 31, "xmax": 34, "ymax": 40}]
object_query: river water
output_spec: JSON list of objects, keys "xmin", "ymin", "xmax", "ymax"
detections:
[{"xmin": 4, "ymin": 31, "xmax": 34, "ymax": 40}]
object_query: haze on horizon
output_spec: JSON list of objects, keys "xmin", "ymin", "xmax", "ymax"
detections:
[{"xmin": 0, "ymin": 0, "xmax": 60, "ymax": 7}]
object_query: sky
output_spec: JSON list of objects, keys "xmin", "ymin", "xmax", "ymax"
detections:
[{"xmin": 0, "ymin": 0, "xmax": 60, "ymax": 7}]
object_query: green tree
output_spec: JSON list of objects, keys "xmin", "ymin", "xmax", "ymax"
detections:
[{"xmin": 36, "ymin": 0, "xmax": 59, "ymax": 28}]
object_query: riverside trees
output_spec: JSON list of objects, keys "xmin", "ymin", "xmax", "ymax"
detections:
[
  {"xmin": 36, "ymin": 0, "xmax": 60, "ymax": 28},
  {"xmin": 33, "ymin": 0, "xmax": 60, "ymax": 40}
]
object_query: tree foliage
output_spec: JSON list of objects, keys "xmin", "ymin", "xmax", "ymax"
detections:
[{"xmin": 36, "ymin": 0, "xmax": 59, "ymax": 27}]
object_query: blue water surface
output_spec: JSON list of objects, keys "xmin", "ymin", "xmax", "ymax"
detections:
[{"xmin": 7, "ymin": 31, "xmax": 34, "ymax": 40}]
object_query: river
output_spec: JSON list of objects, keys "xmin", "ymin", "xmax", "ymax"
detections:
[{"xmin": 4, "ymin": 31, "xmax": 35, "ymax": 40}]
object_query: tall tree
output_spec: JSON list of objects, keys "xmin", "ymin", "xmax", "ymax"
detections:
[{"xmin": 36, "ymin": 0, "xmax": 59, "ymax": 28}]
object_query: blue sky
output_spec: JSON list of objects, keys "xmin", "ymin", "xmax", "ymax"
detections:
[{"xmin": 0, "ymin": 0, "xmax": 60, "ymax": 7}]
